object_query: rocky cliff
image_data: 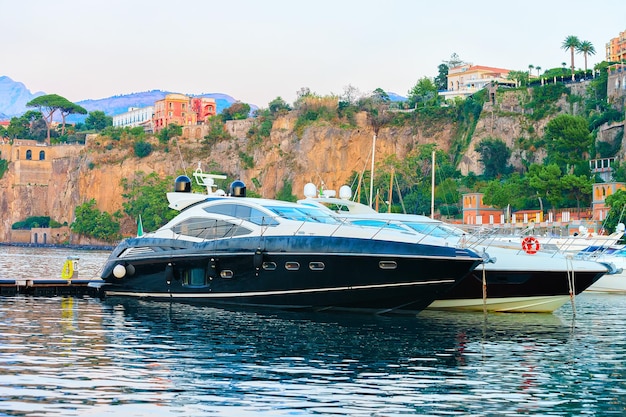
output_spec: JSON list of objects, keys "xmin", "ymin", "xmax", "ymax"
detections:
[{"xmin": 1, "ymin": 83, "xmax": 622, "ymax": 242}]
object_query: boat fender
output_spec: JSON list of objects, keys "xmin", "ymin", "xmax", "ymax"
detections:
[
  {"xmin": 125, "ymin": 264, "xmax": 135, "ymax": 276},
  {"xmin": 521, "ymin": 236, "xmax": 540, "ymax": 254},
  {"xmin": 253, "ymin": 248, "xmax": 264, "ymax": 275},
  {"xmin": 165, "ymin": 263, "xmax": 174, "ymax": 285},
  {"xmin": 61, "ymin": 260, "xmax": 74, "ymax": 280},
  {"xmin": 113, "ymin": 264, "xmax": 126, "ymax": 279}
]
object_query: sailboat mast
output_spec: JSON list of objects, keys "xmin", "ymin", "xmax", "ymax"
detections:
[
  {"xmin": 431, "ymin": 150, "xmax": 435, "ymax": 219},
  {"xmin": 369, "ymin": 133, "xmax": 377, "ymax": 208}
]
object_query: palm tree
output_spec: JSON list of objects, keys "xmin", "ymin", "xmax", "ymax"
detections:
[
  {"xmin": 562, "ymin": 35, "xmax": 581, "ymax": 81},
  {"xmin": 535, "ymin": 66, "xmax": 542, "ymax": 77},
  {"xmin": 576, "ymin": 40, "xmax": 596, "ymax": 75}
]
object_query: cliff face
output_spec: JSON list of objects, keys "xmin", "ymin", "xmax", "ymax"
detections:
[
  {"xmin": 0, "ymin": 85, "xmax": 615, "ymax": 241},
  {"xmin": 0, "ymin": 111, "xmax": 457, "ymax": 240}
]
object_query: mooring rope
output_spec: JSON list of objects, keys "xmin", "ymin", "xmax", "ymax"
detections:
[
  {"xmin": 482, "ymin": 263, "xmax": 487, "ymax": 315},
  {"xmin": 566, "ymin": 255, "xmax": 576, "ymax": 316}
]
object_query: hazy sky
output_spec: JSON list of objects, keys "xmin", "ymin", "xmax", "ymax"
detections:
[{"xmin": 4, "ymin": 0, "xmax": 626, "ymax": 108}]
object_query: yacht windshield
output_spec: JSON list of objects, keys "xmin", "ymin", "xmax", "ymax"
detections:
[
  {"xmin": 266, "ymin": 206, "xmax": 342, "ymax": 224},
  {"xmin": 402, "ymin": 221, "xmax": 465, "ymax": 238}
]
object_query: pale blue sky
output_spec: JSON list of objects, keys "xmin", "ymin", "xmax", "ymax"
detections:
[{"xmin": 4, "ymin": 0, "xmax": 625, "ymax": 107}]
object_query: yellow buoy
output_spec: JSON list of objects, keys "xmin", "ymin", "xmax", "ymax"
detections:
[{"xmin": 61, "ymin": 259, "xmax": 74, "ymax": 280}]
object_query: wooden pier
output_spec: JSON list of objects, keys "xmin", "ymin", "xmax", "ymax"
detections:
[{"xmin": 0, "ymin": 279, "xmax": 104, "ymax": 297}]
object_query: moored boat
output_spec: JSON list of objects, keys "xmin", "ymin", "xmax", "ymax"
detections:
[
  {"xmin": 299, "ymin": 184, "xmax": 610, "ymax": 313},
  {"xmin": 98, "ymin": 167, "xmax": 482, "ymax": 315},
  {"xmin": 576, "ymin": 246, "xmax": 626, "ymax": 293}
]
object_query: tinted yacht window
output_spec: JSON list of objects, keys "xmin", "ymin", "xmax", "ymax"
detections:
[
  {"xmin": 203, "ymin": 203, "xmax": 278, "ymax": 226},
  {"xmin": 172, "ymin": 217, "xmax": 252, "ymax": 238}
]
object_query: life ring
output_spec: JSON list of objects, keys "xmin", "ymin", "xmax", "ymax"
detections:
[
  {"xmin": 61, "ymin": 260, "xmax": 74, "ymax": 280},
  {"xmin": 521, "ymin": 236, "xmax": 540, "ymax": 255}
]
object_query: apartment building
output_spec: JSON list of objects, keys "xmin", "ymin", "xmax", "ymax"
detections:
[
  {"xmin": 606, "ymin": 29, "xmax": 626, "ymax": 63},
  {"xmin": 153, "ymin": 94, "xmax": 216, "ymax": 132}
]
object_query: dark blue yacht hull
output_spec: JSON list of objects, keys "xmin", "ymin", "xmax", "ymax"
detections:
[{"xmin": 100, "ymin": 235, "xmax": 481, "ymax": 315}]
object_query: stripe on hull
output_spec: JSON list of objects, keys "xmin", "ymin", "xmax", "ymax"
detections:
[
  {"xmin": 427, "ymin": 295, "xmax": 572, "ymax": 313},
  {"xmin": 105, "ymin": 278, "xmax": 456, "ymax": 299}
]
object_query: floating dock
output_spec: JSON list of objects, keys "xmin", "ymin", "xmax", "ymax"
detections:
[{"xmin": 0, "ymin": 279, "xmax": 104, "ymax": 297}]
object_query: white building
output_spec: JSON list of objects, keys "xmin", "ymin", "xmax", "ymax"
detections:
[{"xmin": 112, "ymin": 106, "xmax": 154, "ymax": 130}]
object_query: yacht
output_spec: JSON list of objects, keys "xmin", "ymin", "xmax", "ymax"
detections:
[
  {"xmin": 98, "ymin": 168, "xmax": 482, "ymax": 315},
  {"xmin": 299, "ymin": 184, "xmax": 611, "ymax": 313}
]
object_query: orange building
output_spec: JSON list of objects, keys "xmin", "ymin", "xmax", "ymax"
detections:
[
  {"xmin": 153, "ymin": 94, "xmax": 217, "ymax": 132},
  {"xmin": 606, "ymin": 29, "xmax": 626, "ymax": 63},
  {"xmin": 592, "ymin": 182, "xmax": 626, "ymax": 221}
]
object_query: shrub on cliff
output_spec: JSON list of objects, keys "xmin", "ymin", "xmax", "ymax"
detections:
[
  {"xmin": 134, "ymin": 140, "xmax": 153, "ymax": 158},
  {"xmin": 71, "ymin": 200, "xmax": 121, "ymax": 242}
]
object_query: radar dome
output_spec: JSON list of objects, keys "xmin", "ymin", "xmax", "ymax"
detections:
[
  {"xmin": 303, "ymin": 183, "xmax": 317, "ymax": 198},
  {"xmin": 339, "ymin": 185, "xmax": 352, "ymax": 200}
]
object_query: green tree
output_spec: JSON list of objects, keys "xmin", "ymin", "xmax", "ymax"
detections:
[
  {"xmin": 434, "ymin": 63, "xmax": 448, "ymax": 91},
  {"xmin": 84, "ymin": 110, "xmax": 113, "ymax": 131},
  {"xmin": 7, "ymin": 111, "xmax": 41, "ymax": 139},
  {"xmin": 604, "ymin": 189, "xmax": 626, "ymax": 236},
  {"xmin": 527, "ymin": 163, "xmax": 563, "ymax": 210},
  {"xmin": 561, "ymin": 35, "xmax": 580, "ymax": 81},
  {"xmin": 268, "ymin": 96, "xmax": 291, "ymax": 115},
  {"xmin": 58, "ymin": 101, "xmax": 87, "ymax": 136},
  {"xmin": 121, "ymin": 172, "xmax": 178, "ymax": 232},
  {"xmin": 543, "ymin": 114, "xmax": 592, "ymax": 172},
  {"xmin": 158, "ymin": 124, "xmax": 182, "ymax": 143},
  {"xmin": 560, "ymin": 173, "xmax": 592, "ymax": 212},
  {"xmin": 71, "ymin": 199, "xmax": 121, "ymax": 242},
  {"xmin": 407, "ymin": 77, "xmax": 438, "ymax": 108},
  {"xmin": 482, "ymin": 173, "xmax": 531, "ymax": 210},
  {"xmin": 133, "ymin": 140, "xmax": 153, "ymax": 157},
  {"xmin": 474, "ymin": 137, "xmax": 511, "ymax": 179},
  {"xmin": 576, "ymin": 40, "xmax": 596, "ymax": 73},
  {"xmin": 221, "ymin": 102, "xmax": 251, "ymax": 121},
  {"xmin": 26, "ymin": 94, "xmax": 76, "ymax": 142},
  {"xmin": 371, "ymin": 87, "xmax": 390, "ymax": 103}
]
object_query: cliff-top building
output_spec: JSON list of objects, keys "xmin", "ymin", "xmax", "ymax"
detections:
[
  {"xmin": 439, "ymin": 64, "xmax": 515, "ymax": 101},
  {"xmin": 112, "ymin": 106, "xmax": 154, "ymax": 130},
  {"xmin": 606, "ymin": 29, "xmax": 626, "ymax": 63},
  {"xmin": 153, "ymin": 94, "xmax": 216, "ymax": 132}
]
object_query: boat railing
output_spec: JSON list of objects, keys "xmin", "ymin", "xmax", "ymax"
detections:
[{"xmin": 161, "ymin": 213, "xmax": 468, "ymax": 247}]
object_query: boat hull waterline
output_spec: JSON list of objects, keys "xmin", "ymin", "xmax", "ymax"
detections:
[
  {"xmin": 101, "ymin": 236, "xmax": 482, "ymax": 315},
  {"xmin": 428, "ymin": 268, "xmax": 605, "ymax": 313}
]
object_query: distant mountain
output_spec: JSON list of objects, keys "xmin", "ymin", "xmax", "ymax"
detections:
[
  {"xmin": 387, "ymin": 92, "xmax": 407, "ymax": 102},
  {"xmin": 0, "ymin": 76, "xmax": 239, "ymax": 122},
  {"xmin": 0, "ymin": 76, "xmax": 45, "ymax": 118}
]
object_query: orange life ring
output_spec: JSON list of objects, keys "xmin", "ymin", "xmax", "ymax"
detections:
[{"xmin": 521, "ymin": 236, "xmax": 540, "ymax": 254}]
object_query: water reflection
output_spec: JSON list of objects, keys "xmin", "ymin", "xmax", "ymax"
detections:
[{"xmin": 1, "ymin": 264, "xmax": 625, "ymax": 415}]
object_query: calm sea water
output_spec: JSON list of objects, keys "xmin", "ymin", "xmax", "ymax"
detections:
[{"xmin": 0, "ymin": 246, "xmax": 625, "ymax": 416}]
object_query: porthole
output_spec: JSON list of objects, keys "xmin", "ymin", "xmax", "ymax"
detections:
[
  {"xmin": 285, "ymin": 262, "xmax": 300, "ymax": 271},
  {"xmin": 309, "ymin": 262, "xmax": 325, "ymax": 271},
  {"xmin": 220, "ymin": 270, "xmax": 234, "ymax": 279},
  {"xmin": 379, "ymin": 261, "xmax": 397, "ymax": 270},
  {"xmin": 262, "ymin": 262, "xmax": 277, "ymax": 271}
]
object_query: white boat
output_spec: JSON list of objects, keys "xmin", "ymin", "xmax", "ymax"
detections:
[
  {"xmin": 576, "ymin": 246, "xmax": 626, "ymax": 293},
  {"xmin": 97, "ymin": 167, "xmax": 483, "ymax": 315},
  {"xmin": 473, "ymin": 224, "xmax": 625, "ymax": 255},
  {"xmin": 299, "ymin": 184, "xmax": 611, "ymax": 313}
]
